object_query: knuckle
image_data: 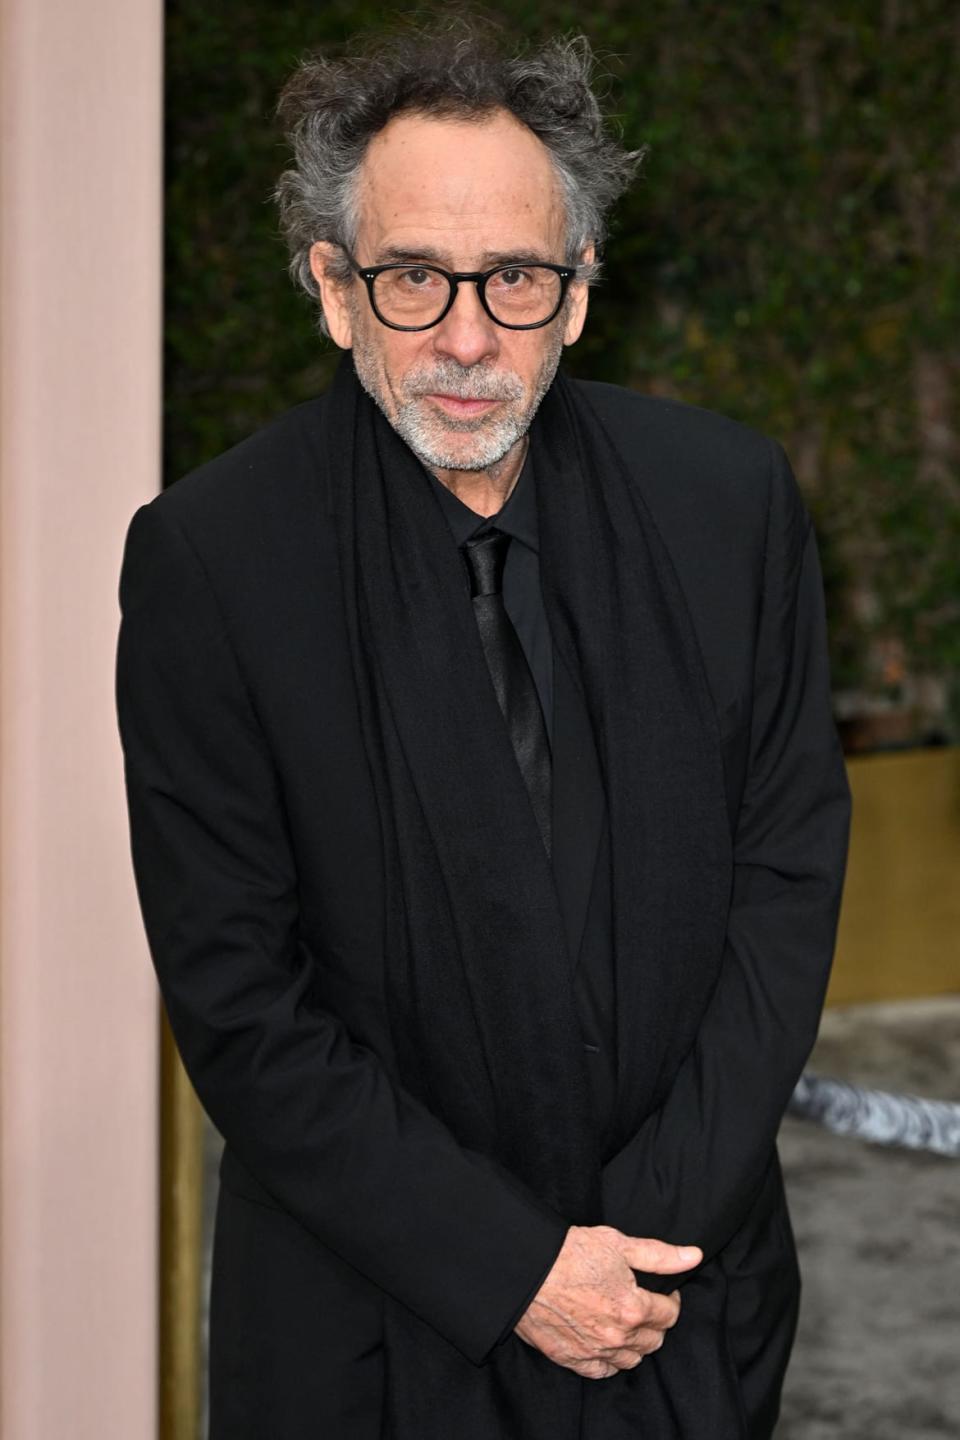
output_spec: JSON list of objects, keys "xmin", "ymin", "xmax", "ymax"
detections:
[{"xmin": 649, "ymin": 1299, "xmax": 676, "ymax": 1330}]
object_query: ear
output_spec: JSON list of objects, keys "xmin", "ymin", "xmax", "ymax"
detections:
[
  {"xmin": 562, "ymin": 242, "xmax": 595, "ymax": 347},
  {"xmin": 308, "ymin": 241, "xmax": 354, "ymax": 349}
]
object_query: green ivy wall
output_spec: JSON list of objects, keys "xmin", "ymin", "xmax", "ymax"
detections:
[{"xmin": 165, "ymin": 1, "xmax": 960, "ymax": 743}]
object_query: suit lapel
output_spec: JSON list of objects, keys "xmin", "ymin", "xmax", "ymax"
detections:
[{"xmin": 550, "ymin": 634, "xmax": 606, "ymax": 973}]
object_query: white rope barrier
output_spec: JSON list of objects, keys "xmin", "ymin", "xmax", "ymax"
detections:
[{"xmin": 788, "ymin": 1071, "xmax": 960, "ymax": 1158}]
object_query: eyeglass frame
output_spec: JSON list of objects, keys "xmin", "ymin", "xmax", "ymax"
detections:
[{"xmin": 341, "ymin": 248, "xmax": 579, "ymax": 332}]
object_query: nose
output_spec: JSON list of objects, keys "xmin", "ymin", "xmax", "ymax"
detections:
[{"xmin": 430, "ymin": 279, "xmax": 500, "ymax": 367}]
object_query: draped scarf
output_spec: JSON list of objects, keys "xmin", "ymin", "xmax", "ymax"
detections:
[{"xmin": 324, "ymin": 352, "xmax": 736, "ymax": 1438}]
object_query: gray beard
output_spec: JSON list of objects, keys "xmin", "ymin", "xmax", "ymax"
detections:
[{"xmin": 350, "ymin": 325, "xmax": 566, "ymax": 473}]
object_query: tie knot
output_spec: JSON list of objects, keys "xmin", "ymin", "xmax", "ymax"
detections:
[{"xmin": 461, "ymin": 526, "xmax": 511, "ymax": 598}]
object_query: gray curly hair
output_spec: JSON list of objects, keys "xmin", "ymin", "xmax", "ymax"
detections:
[{"xmin": 272, "ymin": 16, "xmax": 646, "ymax": 336}]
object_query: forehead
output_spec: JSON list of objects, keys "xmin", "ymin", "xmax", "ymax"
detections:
[{"xmin": 354, "ymin": 108, "xmax": 566, "ymax": 263}]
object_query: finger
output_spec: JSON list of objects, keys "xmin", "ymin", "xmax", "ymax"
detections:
[
  {"xmin": 616, "ymin": 1235, "xmax": 702, "ymax": 1274},
  {"xmin": 599, "ymin": 1323, "xmax": 668, "ymax": 1359},
  {"xmin": 616, "ymin": 1282, "xmax": 681, "ymax": 1333},
  {"xmin": 571, "ymin": 1358, "xmax": 620, "ymax": 1380},
  {"xmin": 604, "ymin": 1345, "xmax": 649, "ymax": 1371},
  {"xmin": 624, "ymin": 1287, "xmax": 681, "ymax": 1333}
]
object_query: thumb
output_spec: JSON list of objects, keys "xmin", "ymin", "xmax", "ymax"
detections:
[{"xmin": 613, "ymin": 1233, "xmax": 703, "ymax": 1274}]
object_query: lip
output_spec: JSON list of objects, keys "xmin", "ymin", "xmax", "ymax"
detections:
[{"xmin": 426, "ymin": 393, "xmax": 500, "ymax": 418}]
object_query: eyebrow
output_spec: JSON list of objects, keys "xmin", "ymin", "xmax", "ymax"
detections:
[{"xmin": 374, "ymin": 245, "xmax": 557, "ymax": 268}]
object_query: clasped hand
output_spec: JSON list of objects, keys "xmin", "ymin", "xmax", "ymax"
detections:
[{"xmin": 514, "ymin": 1224, "xmax": 702, "ymax": 1380}]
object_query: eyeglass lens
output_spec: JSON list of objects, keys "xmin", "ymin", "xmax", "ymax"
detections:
[{"xmin": 372, "ymin": 265, "xmax": 563, "ymax": 326}]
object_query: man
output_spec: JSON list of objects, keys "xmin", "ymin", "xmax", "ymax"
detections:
[{"xmin": 116, "ymin": 20, "xmax": 851, "ymax": 1440}]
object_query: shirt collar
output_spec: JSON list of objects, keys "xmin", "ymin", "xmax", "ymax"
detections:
[{"xmin": 423, "ymin": 438, "xmax": 539, "ymax": 554}]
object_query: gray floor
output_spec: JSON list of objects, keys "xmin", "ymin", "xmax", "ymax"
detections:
[
  {"xmin": 776, "ymin": 998, "xmax": 960, "ymax": 1438},
  {"xmin": 199, "ymin": 996, "xmax": 960, "ymax": 1438}
]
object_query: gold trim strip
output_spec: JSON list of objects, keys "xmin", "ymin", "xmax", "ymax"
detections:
[{"xmin": 159, "ymin": 1011, "xmax": 204, "ymax": 1440}]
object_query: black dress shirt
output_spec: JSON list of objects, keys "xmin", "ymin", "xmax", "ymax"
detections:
[
  {"xmin": 423, "ymin": 442, "xmax": 599, "ymax": 1346},
  {"xmin": 422, "ymin": 443, "xmax": 613, "ymax": 1083},
  {"xmin": 423, "ymin": 441, "xmax": 554, "ymax": 749}
]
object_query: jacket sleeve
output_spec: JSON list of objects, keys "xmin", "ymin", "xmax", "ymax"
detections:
[
  {"xmin": 600, "ymin": 438, "xmax": 852, "ymax": 1282},
  {"xmin": 115, "ymin": 496, "xmax": 568, "ymax": 1364}
]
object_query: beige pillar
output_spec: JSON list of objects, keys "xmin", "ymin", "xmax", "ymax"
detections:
[{"xmin": 0, "ymin": 1, "xmax": 163, "ymax": 1436}]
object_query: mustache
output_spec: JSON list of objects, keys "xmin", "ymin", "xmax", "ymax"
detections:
[{"xmin": 403, "ymin": 361, "xmax": 524, "ymax": 402}]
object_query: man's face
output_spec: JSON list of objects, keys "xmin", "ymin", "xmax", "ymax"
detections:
[{"xmin": 310, "ymin": 108, "xmax": 590, "ymax": 474}]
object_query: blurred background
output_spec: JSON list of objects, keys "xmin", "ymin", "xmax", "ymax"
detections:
[{"xmin": 0, "ymin": 2, "xmax": 956, "ymax": 1438}]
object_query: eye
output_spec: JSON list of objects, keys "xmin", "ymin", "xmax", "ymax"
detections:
[
  {"xmin": 398, "ymin": 267, "xmax": 439, "ymax": 288},
  {"xmin": 496, "ymin": 268, "xmax": 530, "ymax": 287}
]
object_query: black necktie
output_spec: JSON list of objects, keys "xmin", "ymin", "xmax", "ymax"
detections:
[{"xmin": 461, "ymin": 526, "xmax": 552, "ymax": 857}]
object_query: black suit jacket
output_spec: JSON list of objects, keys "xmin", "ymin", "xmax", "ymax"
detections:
[{"xmin": 115, "ymin": 377, "xmax": 850, "ymax": 1439}]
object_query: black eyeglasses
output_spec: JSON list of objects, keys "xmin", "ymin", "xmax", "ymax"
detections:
[{"xmin": 343, "ymin": 250, "xmax": 577, "ymax": 332}]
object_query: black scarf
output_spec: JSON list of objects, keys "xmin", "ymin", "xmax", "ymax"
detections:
[{"xmin": 325, "ymin": 352, "xmax": 735, "ymax": 1438}]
